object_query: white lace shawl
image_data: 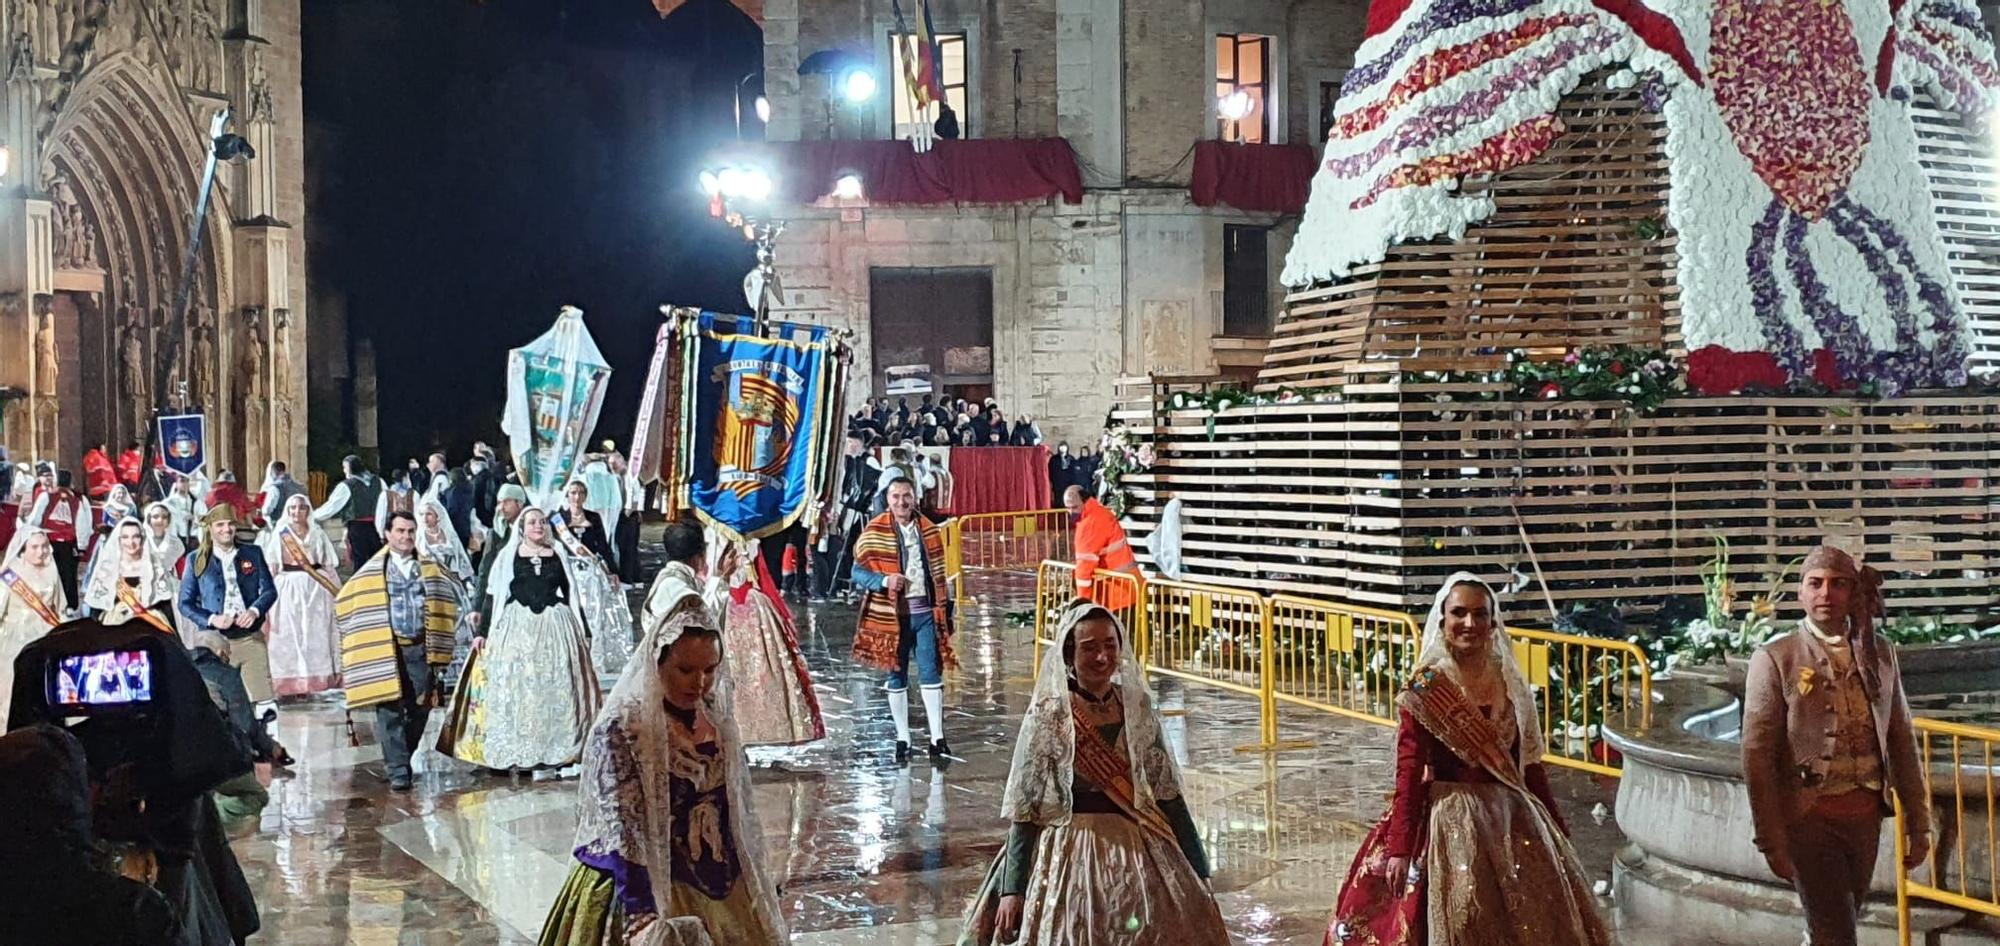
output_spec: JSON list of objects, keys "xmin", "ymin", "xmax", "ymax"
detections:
[
  {"xmin": 1413, "ymin": 571, "xmax": 1547, "ymax": 767},
  {"xmin": 80, "ymin": 518, "xmax": 172, "ymax": 613},
  {"xmin": 571, "ymin": 599, "xmax": 788, "ymax": 941},
  {"xmin": 415, "ymin": 496, "xmax": 474, "ymax": 581},
  {"xmin": 1001, "ymin": 599, "xmax": 1184, "ymax": 826}
]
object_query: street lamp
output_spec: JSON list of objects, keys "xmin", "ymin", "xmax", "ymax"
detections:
[
  {"xmin": 1218, "ymin": 89, "xmax": 1254, "ymax": 140},
  {"xmin": 700, "ymin": 161, "xmax": 785, "ymax": 331}
]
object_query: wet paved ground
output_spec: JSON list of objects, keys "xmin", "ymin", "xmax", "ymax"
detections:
[{"xmin": 234, "ymin": 568, "xmax": 1712, "ymax": 944}]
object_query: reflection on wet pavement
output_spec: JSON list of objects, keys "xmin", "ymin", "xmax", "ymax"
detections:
[{"xmin": 235, "ymin": 570, "xmax": 1688, "ymax": 944}]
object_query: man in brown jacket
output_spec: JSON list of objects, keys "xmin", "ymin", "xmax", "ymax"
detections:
[{"xmin": 1743, "ymin": 545, "xmax": 1931, "ymax": 946}]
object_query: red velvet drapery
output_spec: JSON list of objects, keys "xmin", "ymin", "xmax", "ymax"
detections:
[
  {"xmin": 1189, "ymin": 140, "xmax": 1318, "ymax": 215},
  {"xmin": 768, "ymin": 139, "xmax": 1085, "ymax": 206},
  {"xmin": 946, "ymin": 446, "xmax": 1051, "ymax": 516}
]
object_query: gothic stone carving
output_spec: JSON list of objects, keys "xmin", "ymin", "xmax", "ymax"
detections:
[
  {"xmin": 44, "ymin": 165, "xmax": 96, "ymax": 270},
  {"xmin": 190, "ymin": 303, "xmax": 215, "ymax": 409},
  {"xmin": 238, "ymin": 305, "xmax": 268, "ymax": 467}
]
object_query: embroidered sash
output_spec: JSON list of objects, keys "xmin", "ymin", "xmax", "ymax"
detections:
[
  {"xmin": 115, "ymin": 579, "xmax": 175, "ymax": 636},
  {"xmin": 546, "ymin": 511, "xmax": 599, "ymax": 563},
  {"xmin": 1, "ymin": 568, "xmax": 63, "ymax": 627},
  {"xmin": 280, "ymin": 530, "xmax": 341, "ymax": 595},
  {"xmin": 1396, "ymin": 667, "xmax": 1529, "ymax": 794},
  {"xmin": 1068, "ymin": 695, "xmax": 1176, "ymax": 842}
]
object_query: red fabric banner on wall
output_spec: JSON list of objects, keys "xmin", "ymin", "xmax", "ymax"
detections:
[
  {"xmin": 1189, "ymin": 140, "xmax": 1318, "ymax": 215},
  {"xmin": 768, "ymin": 139, "xmax": 1085, "ymax": 206}
]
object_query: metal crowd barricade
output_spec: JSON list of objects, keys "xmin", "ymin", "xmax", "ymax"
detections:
[
  {"xmin": 1898, "ymin": 719, "xmax": 2000, "ymax": 944},
  {"xmin": 956, "ymin": 508, "xmax": 1071, "ymax": 573},
  {"xmin": 939, "ymin": 518, "xmax": 965, "ymax": 603},
  {"xmin": 1031, "ymin": 560, "xmax": 1143, "ymax": 675},
  {"xmin": 1267, "ymin": 595, "xmax": 1422, "ymax": 727},
  {"xmin": 1504, "ymin": 626, "xmax": 1653, "ymax": 777},
  {"xmin": 1144, "ymin": 578, "xmax": 1280, "ymax": 749}
]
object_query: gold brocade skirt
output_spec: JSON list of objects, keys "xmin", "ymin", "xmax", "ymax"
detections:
[
  {"xmin": 1424, "ymin": 782, "xmax": 1611, "ymax": 946},
  {"xmin": 667, "ymin": 875, "xmax": 782, "ymax": 946},
  {"xmin": 961, "ymin": 812, "xmax": 1230, "ymax": 946},
  {"xmin": 539, "ymin": 863, "xmax": 626, "ymax": 946}
]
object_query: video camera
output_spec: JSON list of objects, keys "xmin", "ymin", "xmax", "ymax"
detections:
[{"xmin": 9, "ymin": 618, "xmax": 249, "ymax": 808}]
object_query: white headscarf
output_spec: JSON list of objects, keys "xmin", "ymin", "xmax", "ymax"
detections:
[
  {"xmin": 100, "ymin": 484, "xmax": 136, "ymax": 529},
  {"xmin": 257, "ymin": 461, "xmax": 285, "ymax": 501},
  {"xmin": 571, "ymin": 599, "xmax": 789, "ymax": 942},
  {"xmin": 1001, "ymin": 599, "xmax": 1183, "ymax": 826},
  {"xmin": 140, "ymin": 502, "xmax": 184, "ymax": 564},
  {"xmin": 81, "ymin": 518, "xmax": 167, "ymax": 613},
  {"xmin": 483, "ymin": 506, "xmax": 581, "ymax": 617},
  {"xmin": 415, "ymin": 496, "xmax": 473, "ymax": 581},
  {"xmin": 2, "ymin": 525, "xmax": 67, "ymax": 614},
  {"xmin": 1414, "ymin": 572, "xmax": 1546, "ymax": 766},
  {"xmin": 258, "ymin": 494, "xmax": 339, "ymax": 575}
]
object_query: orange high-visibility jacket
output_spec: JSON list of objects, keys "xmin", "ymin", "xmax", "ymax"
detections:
[{"xmin": 1073, "ymin": 498, "xmax": 1140, "ymax": 610}]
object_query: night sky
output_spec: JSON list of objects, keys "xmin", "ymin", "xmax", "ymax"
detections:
[{"xmin": 302, "ymin": 0, "xmax": 761, "ymax": 467}]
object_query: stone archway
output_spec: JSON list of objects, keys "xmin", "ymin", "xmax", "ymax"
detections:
[{"xmin": 42, "ymin": 51, "xmax": 232, "ymax": 463}]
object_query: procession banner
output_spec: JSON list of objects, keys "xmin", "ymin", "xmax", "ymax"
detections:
[
  {"xmin": 156, "ymin": 413, "xmax": 207, "ymax": 477},
  {"xmin": 501, "ymin": 306, "xmax": 612, "ymax": 509},
  {"xmin": 628, "ymin": 320, "xmax": 675, "ymax": 488},
  {"xmin": 679, "ymin": 312, "xmax": 836, "ymax": 542}
]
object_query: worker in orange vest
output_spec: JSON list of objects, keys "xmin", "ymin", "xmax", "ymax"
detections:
[{"xmin": 1063, "ymin": 485, "xmax": 1140, "ymax": 610}]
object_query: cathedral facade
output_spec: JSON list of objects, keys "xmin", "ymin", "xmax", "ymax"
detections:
[{"xmin": 0, "ymin": 0, "xmax": 306, "ymax": 476}]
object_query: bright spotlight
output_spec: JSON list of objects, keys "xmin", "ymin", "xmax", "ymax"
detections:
[
  {"xmin": 833, "ymin": 174, "xmax": 864, "ymax": 200},
  {"xmin": 1218, "ymin": 90, "xmax": 1254, "ymax": 122},
  {"xmin": 754, "ymin": 95, "xmax": 771, "ymax": 123},
  {"xmin": 0, "ymin": 146, "xmax": 11, "ymax": 181},
  {"xmin": 842, "ymin": 68, "xmax": 877, "ymax": 103},
  {"xmin": 698, "ymin": 169, "xmax": 721, "ymax": 196},
  {"xmin": 739, "ymin": 168, "xmax": 774, "ymax": 201}
]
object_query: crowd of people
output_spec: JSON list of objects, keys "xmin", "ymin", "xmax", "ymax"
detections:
[{"xmin": 849, "ymin": 395, "xmax": 1045, "ymax": 449}]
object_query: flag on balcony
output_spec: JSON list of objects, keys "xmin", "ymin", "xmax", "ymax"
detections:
[{"xmin": 891, "ymin": 0, "xmax": 945, "ymax": 107}]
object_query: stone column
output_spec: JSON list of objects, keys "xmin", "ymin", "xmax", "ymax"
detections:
[{"xmin": 231, "ymin": 224, "xmax": 287, "ymax": 475}]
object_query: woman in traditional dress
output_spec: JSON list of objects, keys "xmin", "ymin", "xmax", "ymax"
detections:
[
  {"xmin": 143, "ymin": 501, "xmax": 199, "ymax": 644},
  {"xmin": 1324, "ymin": 573, "xmax": 1609, "ymax": 946},
  {"xmin": 258, "ymin": 494, "xmax": 344, "ymax": 696},
  {"xmin": 539, "ymin": 599, "xmax": 789, "ymax": 946},
  {"xmin": 550, "ymin": 478, "xmax": 634, "ymax": 677},
  {"xmin": 416, "ymin": 496, "xmax": 478, "ymax": 689},
  {"xmin": 0, "ymin": 527, "xmax": 70, "ymax": 721},
  {"xmin": 714, "ymin": 538, "xmax": 824, "ymax": 748},
  {"xmin": 960, "ymin": 599, "xmax": 1229, "ymax": 946},
  {"xmin": 79, "ymin": 518, "xmax": 178, "ymax": 634},
  {"xmin": 443, "ymin": 506, "xmax": 601, "ymax": 771}
]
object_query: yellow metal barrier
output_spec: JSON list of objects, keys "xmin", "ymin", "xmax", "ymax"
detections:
[
  {"xmin": 940, "ymin": 518, "xmax": 965, "ymax": 602},
  {"xmin": 1268, "ymin": 595, "xmax": 1422, "ymax": 727},
  {"xmin": 1898, "ymin": 718, "xmax": 2000, "ymax": 944},
  {"xmin": 1031, "ymin": 560, "xmax": 1144, "ymax": 676},
  {"xmin": 1504, "ymin": 626, "xmax": 1653, "ymax": 777},
  {"xmin": 1144, "ymin": 578, "xmax": 1281, "ymax": 749},
  {"xmin": 956, "ymin": 509, "xmax": 1071, "ymax": 573},
  {"xmin": 1032, "ymin": 565, "xmax": 1654, "ymax": 772}
]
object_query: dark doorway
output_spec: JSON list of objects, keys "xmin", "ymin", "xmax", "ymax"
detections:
[{"xmin": 868, "ymin": 267, "xmax": 994, "ymax": 397}]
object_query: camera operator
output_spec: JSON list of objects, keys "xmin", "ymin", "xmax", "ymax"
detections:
[
  {"xmin": 0, "ymin": 724, "xmax": 177, "ymax": 945},
  {"xmin": 9, "ymin": 620, "xmax": 261, "ymax": 945},
  {"xmin": 189, "ymin": 630, "xmax": 277, "ymax": 835}
]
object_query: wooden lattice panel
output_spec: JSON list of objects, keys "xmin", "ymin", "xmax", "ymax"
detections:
[
  {"xmin": 1116, "ymin": 384, "xmax": 2000, "ymax": 625},
  {"xmin": 1913, "ymin": 90, "xmax": 2000, "ymax": 377},
  {"xmin": 1262, "ymin": 72, "xmax": 1677, "ymax": 390}
]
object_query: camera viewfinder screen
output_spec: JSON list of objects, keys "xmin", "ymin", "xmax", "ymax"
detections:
[{"xmin": 51, "ymin": 650, "xmax": 155, "ymax": 707}]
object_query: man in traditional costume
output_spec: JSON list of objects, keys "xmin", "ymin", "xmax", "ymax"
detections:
[
  {"xmin": 1744, "ymin": 545, "xmax": 1932, "ymax": 946},
  {"xmin": 256, "ymin": 461, "xmax": 307, "ymax": 528},
  {"xmin": 850, "ymin": 478, "xmax": 956, "ymax": 765},
  {"xmin": 178, "ymin": 506, "xmax": 280, "ymax": 718},
  {"xmin": 23, "ymin": 461, "xmax": 92, "ymax": 606},
  {"xmin": 639, "ymin": 518, "xmax": 730, "ymax": 634},
  {"xmin": 470, "ymin": 483, "xmax": 528, "ymax": 634},
  {"xmin": 313, "ymin": 454, "xmax": 386, "ymax": 570},
  {"xmin": 1064, "ymin": 485, "xmax": 1141, "ymax": 612},
  {"xmin": 332, "ymin": 511, "xmax": 460, "ymax": 792}
]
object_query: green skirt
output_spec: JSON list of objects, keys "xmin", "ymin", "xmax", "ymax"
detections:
[{"xmin": 539, "ymin": 863, "xmax": 626, "ymax": 946}]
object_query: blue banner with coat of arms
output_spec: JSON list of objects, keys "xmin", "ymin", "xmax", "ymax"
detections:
[
  {"xmin": 156, "ymin": 413, "xmax": 206, "ymax": 477},
  {"xmin": 679, "ymin": 312, "xmax": 836, "ymax": 542}
]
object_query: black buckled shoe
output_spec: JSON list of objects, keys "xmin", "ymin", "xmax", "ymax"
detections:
[
  {"xmin": 894, "ymin": 740, "xmax": 911, "ymax": 766},
  {"xmin": 929, "ymin": 739, "xmax": 950, "ymax": 762}
]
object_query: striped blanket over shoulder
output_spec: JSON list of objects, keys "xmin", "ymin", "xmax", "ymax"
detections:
[
  {"xmin": 335, "ymin": 549, "xmax": 461, "ymax": 710},
  {"xmin": 851, "ymin": 512, "xmax": 956, "ymax": 672}
]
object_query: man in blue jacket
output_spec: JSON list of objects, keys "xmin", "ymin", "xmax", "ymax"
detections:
[{"xmin": 179, "ymin": 505, "xmax": 279, "ymax": 719}]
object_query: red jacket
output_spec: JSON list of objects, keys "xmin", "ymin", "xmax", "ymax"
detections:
[
  {"xmin": 116, "ymin": 449, "xmax": 144, "ymax": 488},
  {"xmin": 82, "ymin": 449, "xmax": 117, "ymax": 499},
  {"xmin": 1073, "ymin": 497, "xmax": 1141, "ymax": 610}
]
